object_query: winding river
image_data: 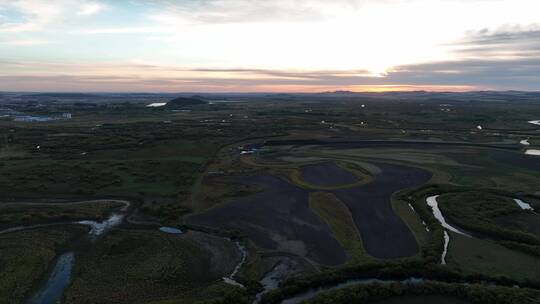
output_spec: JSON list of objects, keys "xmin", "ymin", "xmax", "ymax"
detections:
[
  {"xmin": 425, "ymin": 195, "xmax": 536, "ymax": 265},
  {"xmin": 223, "ymin": 241, "xmax": 248, "ymax": 288},
  {"xmin": 0, "ymin": 200, "xmax": 131, "ymax": 303},
  {"xmin": 425, "ymin": 195, "xmax": 471, "ymax": 265},
  {"xmin": 426, "ymin": 195, "xmax": 471, "ymax": 237},
  {"xmin": 441, "ymin": 231, "xmax": 450, "ymax": 265},
  {"xmin": 26, "ymin": 252, "xmax": 75, "ymax": 304}
]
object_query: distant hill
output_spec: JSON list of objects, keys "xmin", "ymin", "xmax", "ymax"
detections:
[
  {"xmin": 320, "ymin": 90, "xmax": 355, "ymax": 94},
  {"xmin": 166, "ymin": 96, "xmax": 208, "ymax": 107},
  {"xmin": 25, "ymin": 93, "xmax": 99, "ymax": 98}
]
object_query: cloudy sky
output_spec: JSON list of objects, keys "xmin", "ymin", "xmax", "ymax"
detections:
[{"xmin": 0, "ymin": 0, "xmax": 539, "ymax": 92}]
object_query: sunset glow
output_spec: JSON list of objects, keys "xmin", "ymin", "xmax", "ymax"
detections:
[{"xmin": 1, "ymin": 0, "xmax": 540, "ymax": 92}]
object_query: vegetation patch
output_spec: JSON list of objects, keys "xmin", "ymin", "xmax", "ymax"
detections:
[
  {"xmin": 65, "ymin": 230, "xmax": 231, "ymax": 304},
  {"xmin": 309, "ymin": 192, "xmax": 372, "ymax": 264},
  {"xmin": 0, "ymin": 226, "xmax": 87, "ymax": 304},
  {"xmin": 303, "ymin": 281, "xmax": 540, "ymax": 304},
  {"xmin": 447, "ymin": 232, "xmax": 540, "ymax": 282},
  {"xmin": 0, "ymin": 201, "xmax": 124, "ymax": 228},
  {"xmin": 438, "ymin": 191, "xmax": 540, "ymax": 252},
  {"xmin": 290, "ymin": 161, "xmax": 373, "ymax": 190}
]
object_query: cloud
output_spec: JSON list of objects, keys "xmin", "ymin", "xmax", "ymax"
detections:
[
  {"xmin": 4, "ymin": 20, "xmax": 540, "ymax": 93},
  {"xmin": 0, "ymin": 1, "xmax": 63, "ymax": 32},
  {"xmin": 134, "ymin": 0, "xmax": 363, "ymax": 24},
  {"xmin": 78, "ymin": 2, "xmax": 106, "ymax": 16},
  {"xmin": 80, "ymin": 26, "xmax": 169, "ymax": 34},
  {"xmin": 0, "ymin": 55, "xmax": 538, "ymax": 92},
  {"xmin": 0, "ymin": 23, "xmax": 539, "ymax": 91},
  {"xmin": 0, "ymin": 39, "xmax": 48, "ymax": 46},
  {"xmin": 1, "ymin": 1, "xmax": 540, "ymax": 91},
  {"xmin": 451, "ymin": 26, "xmax": 540, "ymax": 59},
  {"xmin": 385, "ymin": 58, "xmax": 540, "ymax": 90},
  {"xmin": 0, "ymin": 0, "xmax": 106, "ymax": 32}
]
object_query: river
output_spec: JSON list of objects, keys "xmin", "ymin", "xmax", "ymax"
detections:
[
  {"xmin": 0, "ymin": 200, "xmax": 131, "ymax": 303},
  {"xmin": 26, "ymin": 252, "xmax": 75, "ymax": 304}
]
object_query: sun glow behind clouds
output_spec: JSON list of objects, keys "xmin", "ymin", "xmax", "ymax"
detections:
[
  {"xmin": 138, "ymin": 1, "xmax": 457, "ymax": 74},
  {"xmin": 1, "ymin": 0, "xmax": 540, "ymax": 92}
]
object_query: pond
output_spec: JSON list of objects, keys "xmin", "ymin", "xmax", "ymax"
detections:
[
  {"xmin": 525, "ymin": 149, "xmax": 540, "ymax": 156},
  {"xmin": 159, "ymin": 226, "xmax": 183, "ymax": 234},
  {"xmin": 514, "ymin": 198, "xmax": 534, "ymax": 211},
  {"xmin": 147, "ymin": 102, "xmax": 167, "ymax": 107},
  {"xmin": 14, "ymin": 115, "xmax": 56, "ymax": 122}
]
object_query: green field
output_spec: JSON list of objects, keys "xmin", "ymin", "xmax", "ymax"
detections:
[
  {"xmin": 65, "ymin": 229, "xmax": 241, "ymax": 304},
  {"xmin": 3, "ymin": 93, "xmax": 540, "ymax": 303},
  {"xmin": 0, "ymin": 226, "xmax": 87, "ymax": 304},
  {"xmin": 447, "ymin": 232, "xmax": 540, "ymax": 281},
  {"xmin": 309, "ymin": 192, "xmax": 372, "ymax": 264}
]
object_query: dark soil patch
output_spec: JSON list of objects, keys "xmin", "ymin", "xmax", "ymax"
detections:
[
  {"xmin": 300, "ymin": 162, "xmax": 358, "ymax": 186},
  {"xmin": 372, "ymin": 295, "xmax": 471, "ymax": 304},
  {"xmin": 265, "ymin": 139, "xmax": 517, "ymax": 151},
  {"xmin": 489, "ymin": 150, "xmax": 540, "ymax": 171},
  {"xmin": 187, "ymin": 174, "xmax": 348, "ymax": 266},
  {"xmin": 189, "ymin": 162, "xmax": 431, "ymax": 262},
  {"xmin": 332, "ymin": 163, "xmax": 432, "ymax": 259}
]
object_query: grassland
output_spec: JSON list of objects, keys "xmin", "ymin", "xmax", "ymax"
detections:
[
  {"xmin": 447, "ymin": 232, "xmax": 540, "ymax": 281},
  {"xmin": 301, "ymin": 281, "xmax": 540, "ymax": 304},
  {"xmin": 0, "ymin": 226, "xmax": 87, "ymax": 304},
  {"xmin": 308, "ymin": 192, "xmax": 372, "ymax": 264},
  {"xmin": 437, "ymin": 191, "xmax": 540, "ymax": 255},
  {"xmin": 65, "ymin": 229, "xmax": 240, "ymax": 304},
  {"xmin": 289, "ymin": 161, "xmax": 374, "ymax": 190},
  {"xmin": 390, "ymin": 194, "xmax": 431, "ymax": 250},
  {"xmin": 3, "ymin": 93, "xmax": 540, "ymax": 303},
  {"xmin": 0, "ymin": 200, "xmax": 124, "ymax": 227}
]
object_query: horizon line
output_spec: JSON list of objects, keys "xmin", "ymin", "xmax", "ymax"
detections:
[{"xmin": 2, "ymin": 89, "xmax": 540, "ymax": 95}]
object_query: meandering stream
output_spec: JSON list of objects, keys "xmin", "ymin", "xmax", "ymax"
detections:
[
  {"xmin": 441, "ymin": 231, "xmax": 450, "ymax": 265},
  {"xmin": 425, "ymin": 195, "xmax": 536, "ymax": 265},
  {"xmin": 0, "ymin": 200, "xmax": 131, "ymax": 303},
  {"xmin": 156, "ymin": 227, "xmax": 248, "ymax": 289},
  {"xmin": 426, "ymin": 195, "xmax": 472, "ymax": 265},
  {"xmin": 26, "ymin": 252, "xmax": 75, "ymax": 304},
  {"xmin": 426, "ymin": 195, "xmax": 471, "ymax": 237},
  {"xmin": 223, "ymin": 241, "xmax": 248, "ymax": 288}
]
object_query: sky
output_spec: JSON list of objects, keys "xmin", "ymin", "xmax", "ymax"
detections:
[{"xmin": 0, "ymin": 0, "xmax": 539, "ymax": 92}]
